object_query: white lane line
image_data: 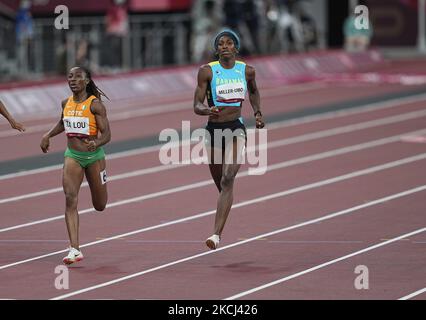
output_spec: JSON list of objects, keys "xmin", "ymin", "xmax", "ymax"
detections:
[
  {"xmin": 107, "ymin": 83, "xmax": 327, "ymax": 122},
  {"xmin": 1, "ymin": 128, "xmax": 425, "ymax": 233},
  {"xmin": 399, "ymin": 288, "xmax": 426, "ymax": 300},
  {"xmin": 0, "ymin": 239, "xmax": 68, "ymax": 243},
  {"xmin": 127, "ymin": 240, "xmax": 365, "ymax": 244},
  {"xmin": 264, "ymin": 109, "xmax": 426, "ymax": 147},
  {"xmin": 267, "ymin": 240, "xmax": 364, "ymax": 244},
  {"xmin": 0, "ymin": 163, "xmax": 181, "ymax": 204},
  {"xmin": 49, "ymin": 187, "xmax": 426, "ymax": 300},
  {"xmin": 2, "ymin": 107, "xmax": 426, "ymax": 203},
  {"xmin": 125, "ymin": 240, "xmax": 202, "ymax": 244},
  {"xmin": 0, "ymin": 83, "xmax": 326, "ymax": 138},
  {"xmin": 225, "ymin": 227, "xmax": 426, "ymax": 300},
  {"xmin": 0, "ymin": 142, "xmax": 171, "ymax": 182},
  {"xmin": 0, "ymin": 164, "xmax": 63, "ymax": 181},
  {"xmin": 2, "ymin": 154, "xmax": 426, "ymax": 271},
  {"xmin": 2, "ymin": 90, "xmax": 426, "ymax": 180},
  {"xmin": 265, "ymin": 92, "xmax": 426, "ymax": 130}
]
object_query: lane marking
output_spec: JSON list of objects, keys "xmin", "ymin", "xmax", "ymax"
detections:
[
  {"xmin": 2, "ymin": 130, "xmax": 426, "ymax": 233},
  {"xmin": 49, "ymin": 188, "xmax": 426, "ymax": 300},
  {"xmin": 267, "ymin": 240, "xmax": 364, "ymax": 244},
  {"xmin": 0, "ymin": 83, "xmax": 326, "ymax": 138},
  {"xmin": 400, "ymin": 135, "xmax": 426, "ymax": 144},
  {"xmin": 2, "ymin": 109, "xmax": 426, "ymax": 203},
  {"xmin": 0, "ymin": 239, "xmax": 68, "ymax": 243},
  {"xmin": 225, "ymin": 227, "xmax": 426, "ymax": 300},
  {"xmin": 2, "ymin": 90, "xmax": 426, "ymax": 180},
  {"xmin": 1, "ymin": 154, "xmax": 426, "ymax": 271},
  {"xmin": 399, "ymin": 288, "xmax": 426, "ymax": 300}
]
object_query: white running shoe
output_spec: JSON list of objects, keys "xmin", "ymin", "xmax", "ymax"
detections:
[
  {"xmin": 63, "ymin": 247, "xmax": 84, "ymax": 265},
  {"xmin": 206, "ymin": 234, "xmax": 220, "ymax": 250}
]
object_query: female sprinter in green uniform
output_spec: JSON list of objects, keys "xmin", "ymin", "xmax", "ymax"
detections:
[
  {"xmin": 40, "ymin": 67, "xmax": 111, "ymax": 264},
  {"xmin": 193, "ymin": 30, "xmax": 265, "ymax": 250},
  {"xmin": 0, "ymin": 100, "xmax": 25, "ymax": 132}
]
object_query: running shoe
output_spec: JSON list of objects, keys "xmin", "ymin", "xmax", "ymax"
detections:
[
  {"xmin": 63, "ymin": 247, "xmax": 84, "ymax": 265},
  {"xmin": 206, "ymin": 234, "xmax": 220, "ymax": 250}
]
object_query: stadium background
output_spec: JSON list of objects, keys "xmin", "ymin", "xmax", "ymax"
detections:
[{"xmin": 0, "ymin": 0, "xmax": 426, "ymax": 301}]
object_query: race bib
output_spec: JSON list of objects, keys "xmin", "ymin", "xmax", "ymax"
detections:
[
  {"xmin": 216, "ymin": 82, "xmax": 245, "ymax": 103},
  {"xmin": 63, "ymin": 117, "xmax": 90, "ymax": 136},
  {"xmin": 100, "ymin": 170, "xmax": 107, "ymax": 185}
]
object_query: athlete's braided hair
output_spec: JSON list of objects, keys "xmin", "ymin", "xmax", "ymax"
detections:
[{"xmin": 77, "ymin": 66, "xmax": 110, "ymax": 101}]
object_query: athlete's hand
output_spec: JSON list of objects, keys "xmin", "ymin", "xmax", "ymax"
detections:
[
  {"xmin": 209, "ymin": 106, "xmax": 220, "ymax": 117},
  {"xmin": 9, "ymin": 118, "xmax": 25, "ymax": 132},
  {"xmin": 40, "ymin": 135, "xmax": 50, "ymax": 153},
  {"xmin": 255, "ymin": 113, "xmax": 265, "ymax": 129},
  {"xmin": 83, "ymin": 138, "xmax": 97, "ymax": 152}
]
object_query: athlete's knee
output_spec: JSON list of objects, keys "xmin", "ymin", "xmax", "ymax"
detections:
[
  {"xmin": 93, "ymin": 201, "xmax": 106, "ymax": 212},
  {"xmin": 93, "ymin": 198, "xmax": 107, "ymax": 212},
  {"xmin": 94, "ymin": 205, "xmax": 106, "ymax": 212},
  {"xmin": 220, "ymin": 172, "xmax": 236, "ymax": 189},
  {"xmin": 64, "ymin": 192, "xmax": 78, "ymax": 208}
]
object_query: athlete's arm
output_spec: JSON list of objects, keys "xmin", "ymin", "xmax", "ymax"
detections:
[
  {"xmin": 246, "ymin": 65, "xmax": 265, "ymax": 129},
  {"xmin": 193, "ymin": 65, "xmax": 219, "ymax": 117},
  {"xmin": 40, "ymin": 99, "xmax": 66, "ymax": 153},
  {"xmin": 0, "ymin": 100, "xmax": 25, "ymax": 132},
  {"xmin": 86, "ymin": 99, "xmax": 111, "ymax": 152}
]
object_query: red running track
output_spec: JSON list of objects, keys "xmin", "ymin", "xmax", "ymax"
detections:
[{"xmin": 0, "ymin": 60, "xmax": 426, "ymax": 300}]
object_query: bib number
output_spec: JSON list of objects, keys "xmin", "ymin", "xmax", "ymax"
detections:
[
  {"xmin": 63, "ymin": 117, "xmax": 90, "ymax": 136},
  {"xmin": 100, "ymin": 170, "xmax": 107, "ymax": 185},
  {"xmin": 216, "ymin": 82, "xmax": 245, "ymax": 103}
]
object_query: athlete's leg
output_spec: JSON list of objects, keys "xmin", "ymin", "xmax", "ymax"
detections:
[
  {"xmin": 208, "ymin": 146, "xmax": 224, "ymax": 192},
  {"xmin": 212, "ymin": 136, "xmax": 245, "ymax": 237},
  {"xmin": 63, "ymin": 157, "xmax": 85, "ymax": 250},
  {"xmin": 85, "ymin": 158, "xmax": 108, "ymax": 211},
  {"xmin": 205, "ymin": 126, "xmax": 224, "ymax": 192}
]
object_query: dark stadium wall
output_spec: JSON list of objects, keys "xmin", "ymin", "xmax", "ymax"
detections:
[
  {"xmin": 327, "ymin": 0, "xmax": 348, "ymax": 48},
  {"xmin": 365, "ymin": 0, "xmax": 418, "ymax": 46},
  {"xmin": 0, "ymin": 0, "xmax": 17, "ymax": 17},
  {"xmin": 326, "ymin": 0, "xmax": 418, "ymax": 48}
]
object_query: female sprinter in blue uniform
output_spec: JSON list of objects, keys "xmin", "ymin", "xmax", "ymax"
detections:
[
  {"xmin": 40, "ymin": 67, "xmax": 111, "ymax": 264},
  {"xmin": 193, "ymin": 30, "xmax": 265, "ymax": 250}
]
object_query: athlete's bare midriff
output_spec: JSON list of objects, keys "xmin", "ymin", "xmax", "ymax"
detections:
[
  {"xmin": 67, "ymin": 135, "xmax": 98, "ymax": 152},
  {"xmin": 208, "ymin": 106, "xmax": 241, "ymax": 123}
]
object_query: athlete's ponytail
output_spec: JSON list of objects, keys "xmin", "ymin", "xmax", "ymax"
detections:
[{"xmin": 78, "ymin": 67, "xmax": 110, "ymax": 101}]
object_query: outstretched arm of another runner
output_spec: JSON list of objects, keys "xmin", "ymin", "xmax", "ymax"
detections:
[{"xmin": 0, "ymin": 100, "xmax": 25, "ymax": 132}]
